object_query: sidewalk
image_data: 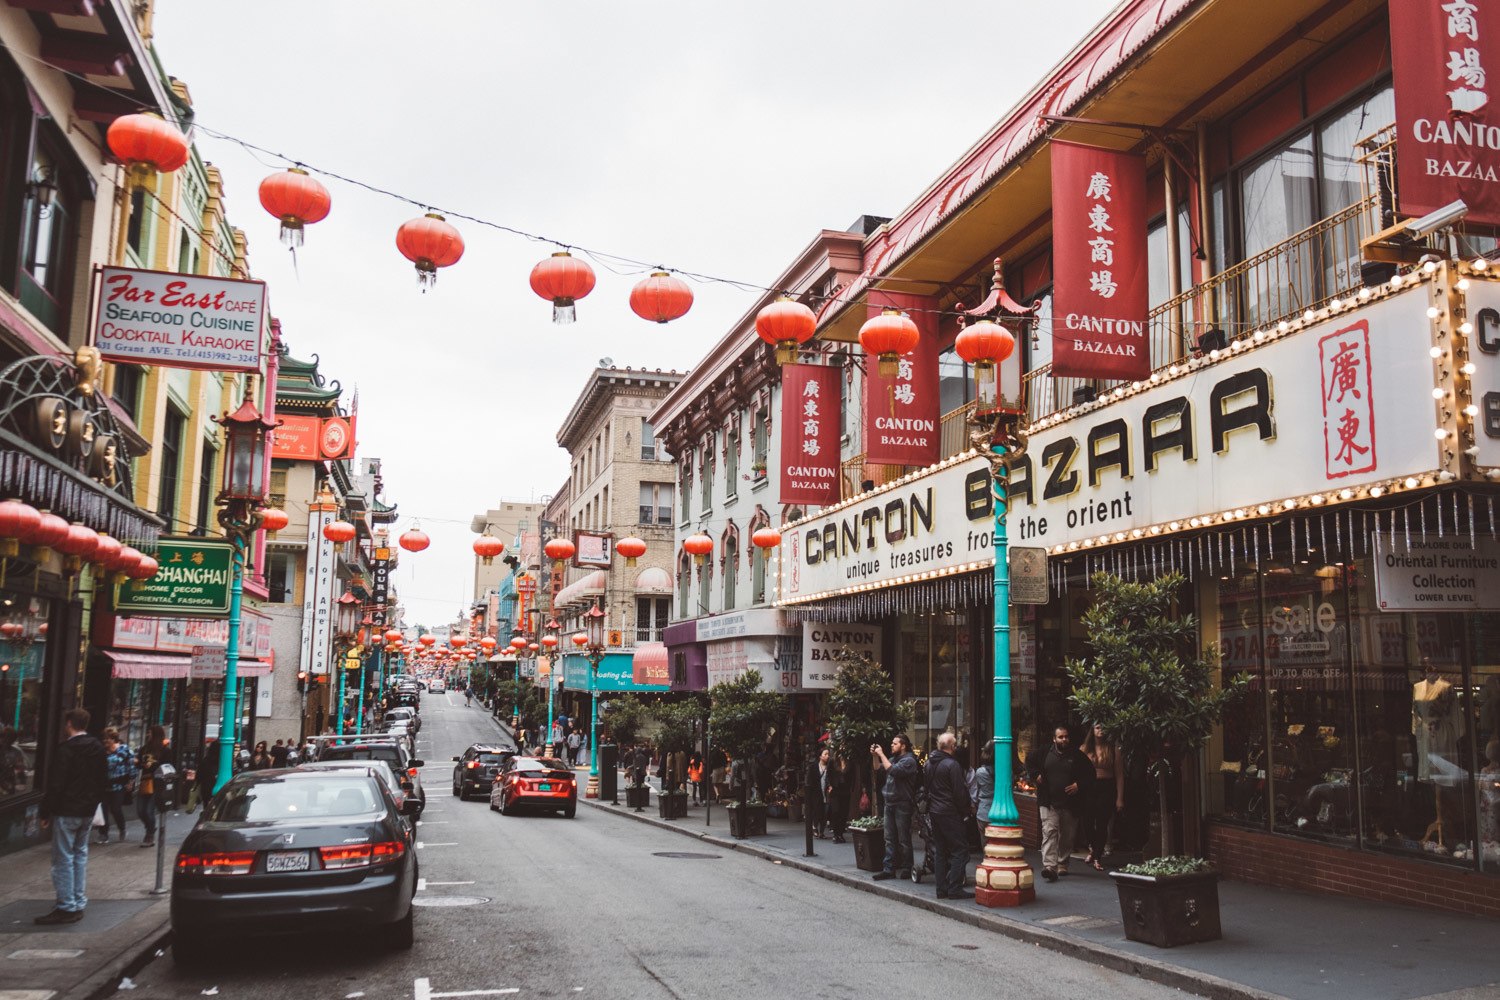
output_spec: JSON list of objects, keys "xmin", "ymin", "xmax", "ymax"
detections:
[
  {"xmin": 583, "ymin": 785, "xmax": 1500, "ymax": 1000},
  {"xmin": 0, "ymin": 812, "xmax": 192, "ymax": 1000}
]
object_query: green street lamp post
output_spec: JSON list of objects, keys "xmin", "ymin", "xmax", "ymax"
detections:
[
  {"xmin": 582, "ymin": 604, "xmax": 606, "ymax": 798},
  {"xmin": 333, "ymin": 592, "xmax": 359, "ymax": 736},
  {"xmin": 211, "ymin": 398, "xmax": 276, "ymax": 794}
]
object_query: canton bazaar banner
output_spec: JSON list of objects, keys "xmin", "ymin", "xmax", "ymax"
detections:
[
  {"xmin": 1049, "ymin": 142, "xmax": 1149, "ymax": 381},
  {"xmin": 92, "ymin": 267, "xmax": 265, "ymax": 372},
  {"xmin": 779, "ymin": 363, "xmax": 841, "ymax": 505},
  {"xmin": 1391, "ymin": 0, "xmax": 1500, "ymax": 227},
  {"xmin": 863, "ymin": 296, "xmax": 940, "ymax": 467},
  {"xmin": 1009, "ymin": 284, "xmax": 1447, "ymax": 550}
]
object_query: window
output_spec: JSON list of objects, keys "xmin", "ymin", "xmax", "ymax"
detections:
[
  {"xmin": 268, "ymin": 551, "xmax": 296, "ymax": 603},
  {"xmin": 112, "ymin": 365, "xmax": 142, "ymax": 424},
  {"xmin": 752, "ymin": 546, "xmax": 767, "ymax": 605},
  {"xmin": 701, "ymin": 434, "xmax": 715, "ymax": 510},
  {"xmin": 158, "ymin": 408, "xmax": 185, "ymax": 528},
  {"xmin": 178, "ymin": 229, "xmax": 192, "ymax": 274},
  {"xmin": 725, "ymin": 425, "xmax": 740, "ymax": 496},
  {"xmin": 698, "ymin": 556, "xmax": 711, "ymax": 614},
  {"xmin": 678, "ymin": 553, "xmax": 692, "ymax": 619},
  {"xmin": 126, "ymin": 187, "xmax": 148, "ymax": 259},
  {"xmin": 636, "ymin": 597, "xmax": 671, "ymax": 643},
  {"xmin": 1146, "ymin": 202, "xmax": 1193, "ymax": 309},
  {"xmin": 723, "ymin": 537, "xmax": 738, "ymax": 609},
  {"xmin": 752, "ymin": 406, "xmax": 769, "ymax": 465},
  {"xmin": 0, "ymin": 591, "xmax": 50, "ymax": 804},
  {"xmin": 680, "ymin": 460, "xmax": 692, "ymax": 521},
  {"xmin": 194, "ymin": 442, "xmax": 216, "ymax": 536},
  {"xmin": 641, "ymin": 420, "xmax": 658, "ymax": 461},
  {"xmin": 639, "ymin": 483, "xmax": 673, "ymax": 525},
  {"xmin": 939, "ymin": 348, "xmax": 969, "ymax": 414},
  {"xmin": 19, "ymin": 145, "xmax": 74, "ymax": 332}
]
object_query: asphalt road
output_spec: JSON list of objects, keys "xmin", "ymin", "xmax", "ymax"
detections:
[{"xmin": 120, "ymin": 693, "xmax": 1186, "ymax": 1000}]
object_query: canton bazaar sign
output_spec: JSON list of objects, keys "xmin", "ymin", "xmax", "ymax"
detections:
[
  {"xmin": 1009, "ymin": 285, "xmax": 1447, "ymax": 551},
  {"xmin": 92, "ymin": 267, "xmax": 266, "ymax": 372}
]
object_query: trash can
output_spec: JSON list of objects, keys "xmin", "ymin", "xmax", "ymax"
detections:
[{"xmin": 600, "ymin": 744, "xmax": 618, "ymax": 803}]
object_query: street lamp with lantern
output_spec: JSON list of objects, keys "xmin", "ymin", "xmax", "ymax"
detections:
[
  {"xmin": 212, "ymin": 398, "xmax": 277, "ymax": 793},
  {"xmin": 582, "ymin": 603, "xmax": 607, "ymax": 798},
  {"xmin": 333, "ymin": 590, "xmax": 360, "ymax": 735}
]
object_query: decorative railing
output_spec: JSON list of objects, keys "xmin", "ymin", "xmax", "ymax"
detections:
[{"xmin": 838, "ymin": 402, "xmax": 974, "ymax": 499}]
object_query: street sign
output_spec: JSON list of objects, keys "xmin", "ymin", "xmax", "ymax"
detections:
[
  {"xmin": 189, "ymin": 645, "xmax": 226, "ymax": 679},
  {"xmin": 1009, "ymin": 547, "xmax": 1049, "ymax": 605},
  {"xmin": 116, "ymin": 537, "xmax": 235, "ymax": 617}
]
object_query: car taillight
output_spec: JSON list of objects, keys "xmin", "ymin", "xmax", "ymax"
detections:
[
  {"xmin": 319, "ymin": 841, "xmax": 405, "ymax": 869},
  {"xmin": 408, "ymin": 767, "xmax": 419, "ymax": 776},
  {"xmin": 466, "ymin": 761, "xmax": 479, "ymax": 769},
  {"xmin": 176, "ymin": 851, "xmax": 256, "ymax": 875}
]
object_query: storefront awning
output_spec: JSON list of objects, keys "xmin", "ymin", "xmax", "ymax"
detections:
[
  {"xmin": 104, "ymin": 651, "xmax": 272, "ymax": 679},
  {"xmin": 555, "ymin": 569, "xmax": 608, "ymax": 608},
  {"xmin": 635, "ymin": 567, "xmax": 672, "ymax": 594},
  {"xmin": 632, "ymin": 642, "xmax": 668, "ymax": 686}
]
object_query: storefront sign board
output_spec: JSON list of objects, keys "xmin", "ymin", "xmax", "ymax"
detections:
[
  {"xmin": 1373, "ymin": 533, "xmax": 1500, "ymax": 611},
  {"xmin": 704, "ymin": 638, "xmax": 780, "ymax": 689},
  {"xmin": 695, "ymin": 608, "xmax": 788, "ymax": 641},
  {"xmin": 1009, "ymin": 547, "xmax": 1049, "ymax": 604},
  {"xmin": 93, "ymin": 266, "xmax": 265, "ymax": 372},
  {"xmin": 189, "ymin": 645, "xmax": 225, "ymax": 680},
  {"xmin": 779, "ymin": 455, "xmax": 994, "ymax": 604},
  {"xmin": 1011, "ymin": 286, "xmax": 1444, "ymax": 550},
  {"xmin": 780, "ymin": 363, "xmax": 842, "ymax": 505},
  {"xmin": 561, "ymin": 652, "xmax": 669, "ymax": 692},
  {"xmin": 116, "ymin": 610, "xmax": 270, "ymax": 659},
  {"xmin": 1461, "ymin": 277, "xmax": 1500, "ymax": 468},
  {"xmin": 800, "ymin": 622, "xmax": 879, "ymax": 689},
  {"xmin": 574, "ymin": 531, "xmax": 613, "ymax": 568},
  {"xmin": 116, "ymin": 537, "xmax": 234, "ymax": 616}
]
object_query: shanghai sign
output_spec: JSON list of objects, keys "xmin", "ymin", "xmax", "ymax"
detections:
[
  {"xmin": 92, "ymin": 266, "xmax": 266, "ymax": 372},
  {"xmin": 115, "ymin": 537, "xmax": 234, "ymax": 617}
]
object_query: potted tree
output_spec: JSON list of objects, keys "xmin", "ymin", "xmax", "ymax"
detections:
[
  {"xmin": 652, "ymin": 698, "xmax": 701, "ymax": 820},
  {"xmin": 1065, "ymin": 573, "xmax": 1246, "ymax": 948},
  {"xmin": 605, "ymin": 696, "xmax": 652, "ymax": 809},
  {"xmin": 825, "ymin": 646, "xmax": 913, "ymax": 871},
  {"xmin": 708, "ymin": 668, "xmax": 784, "ymax": 839}
]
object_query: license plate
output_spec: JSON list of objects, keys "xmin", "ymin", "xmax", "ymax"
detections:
[
  {"xmin": 538, "ymin": 783, "xmax": 551, "ymax": 791},
  {"xmin": 266, "ymin": 851, "xmax": 310, "ymax": 872}
]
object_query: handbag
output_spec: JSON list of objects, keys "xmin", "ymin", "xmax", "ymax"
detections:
[{"xmin": 92, "ymin": 804, "xmax": 105, "ymax": 828}]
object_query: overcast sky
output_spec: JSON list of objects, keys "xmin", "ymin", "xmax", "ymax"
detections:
[{"xmin": 153, "ymin": 0, "xmax": 1120, "ymax": 626}]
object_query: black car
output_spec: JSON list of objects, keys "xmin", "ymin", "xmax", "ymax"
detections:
[
  {"xmin": 298, "ymin": 760, "xmax": 412, "ymax": 825},
  {"xmin": 452, "ymin": 744, "xmax": 514, "ymax": 800},
  {"xmin": 171, "ymin": 768, "xmax": 418, "ymax": 964},
  {"xmin": 315, "ymin": 738, "xmax": 426, "ymax": 818}
]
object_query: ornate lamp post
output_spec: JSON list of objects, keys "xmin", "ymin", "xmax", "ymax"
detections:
[
  {"xmin": 211, "ymin": 398, "xmax": 276, "ymax": 793},
  {"xmin": 333, "ymin": 591, "xmax": 360, "ymax": 735},
  {"xmin": 582, "ymin": 604, "xmax": 607, "ymax": 798},
  {"xmin": 959, "ymin": 263, "xmax": 1038, "ymax": 907}
]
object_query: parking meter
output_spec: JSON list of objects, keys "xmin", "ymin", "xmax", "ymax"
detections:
[{"xmin": 154, "ymin": 764, "xmax": 178, "ymax": 809}]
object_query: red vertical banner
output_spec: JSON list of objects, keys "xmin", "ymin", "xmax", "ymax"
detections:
[
  {"xmin": 863, "ymin": 294, "xmax": 940, "ymax": 466},
  {"xmin": 1050, "ymin": 141, "xmax": 1149, "ymax": 381},
  {"xmin": 1391, "ymin": 0, "xmax": 1500, "ymax": 226},
  {"xmin": 779, "ymin": 363, "xmax": 841, "ymax": 506}
]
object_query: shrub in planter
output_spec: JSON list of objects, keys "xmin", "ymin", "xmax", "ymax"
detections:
[
  {"xmin": 825, "ymin": 648, "xmax": 914, "ymax": 822},
  {"xmin": 726, "ymin": 801, "xmax": 768, "ymax": 839},
  {"xmin": 708, "ymin": 669, "xmax": 785, "ymax": 832},
  {"xmin": 848, "ymin": 815, "xmax": 886, "ymax": 871},
  {"xmin": 1109, "ymin": 856, "xmax": 1221, "ymax": 947},
  {"xmin": 658, "ymin": 789, "xmax": 688, "ymax": 820},
  {"xmin": 624, "ymin": 785, "xmax": 651, "ymax": 809}
]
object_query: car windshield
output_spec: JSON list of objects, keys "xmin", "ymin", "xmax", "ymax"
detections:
[
  {"xmin": 477, "ymin": 753, "xmax": 508, "ymax": 764},
  {"xmin": 210, "ymin": 775, "xmax": 382, "ymax": 821},
  {"xmin": 321, "ymin": 747, "xmax": 402, "ymax": 767}
]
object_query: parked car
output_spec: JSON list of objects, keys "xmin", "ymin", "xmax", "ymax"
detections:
[
  {"xmin": 451, "ymin": 744, "xmax": 515, "ymax": 800},
  {"xmin": 384, "ymin": 706, "xmax": 420, "ymax": 734},
  {"xmin": 428, "ymin": 678, "xmax": 446, "ymax": 694},
  {"xmin": 298, "ymin": 760, "xmax": 412, "ymax": 826},
  {"xmin": 489, "ymin": 756, "xmax": 577, "ymax": 817},
  {"xmin": 171, "ymin": 768, "xmax": 417, "ymax": 965},
  {"xmin": 313, "ymin": 737, "xmax": 426, "ymax": 818}
]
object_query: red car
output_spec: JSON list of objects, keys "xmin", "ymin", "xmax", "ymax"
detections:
[{"xmin": 489, "ymin": 756, "xmax": 577, "ymax": 818}]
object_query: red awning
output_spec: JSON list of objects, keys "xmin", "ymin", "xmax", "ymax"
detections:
[
  {"xmin": 105, "ymin": 651, "xmax": 188, "ymax": 680},
  {"xmin": 632, "ymin": 642, "xmax": 669, "ymax": 686}
]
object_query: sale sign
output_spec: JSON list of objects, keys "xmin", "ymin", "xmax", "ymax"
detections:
[
  {"xmin": 93, "ymin": 267, "xmax": 265, "ymax": 372},
  {"xmin": 779, "ymin": 363, "xmax": 841, "ymax": 506},
  {"xmin": 863, "ymin": 295, "xmax": 940, "ymax": 467},
  {"xmin": 1050, "ymin": 141, "xmax": 1149, "ymax": 381},
  {"xmin": 1391, "ymin": 0, "xmax": 1500, "ymax": 227}
]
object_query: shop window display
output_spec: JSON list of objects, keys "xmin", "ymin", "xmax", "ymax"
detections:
[
  {"xmin": 0, "ymin": 593, "xmax": 49, "ymax": 802},
  {"xmin": 896, "ymin": 612, "xmax": 975, "ymax": 754},
  {"xmin": 1209, "ymin": 569, "xmax": 1267, "ymax": 826}
]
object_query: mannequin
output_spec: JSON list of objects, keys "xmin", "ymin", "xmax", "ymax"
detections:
[{"xmin": 1413, "ymin": 661, "xmax": 1459, "ymax": 847}]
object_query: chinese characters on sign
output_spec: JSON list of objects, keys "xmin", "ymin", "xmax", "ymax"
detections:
[
  {"xmin": 863, "ymin": 295, "xmax": 940, "ymax": 467},
  {"xmin": 1319, "ymin": 321, "xmax": 1378, "ymax": 479},
  {"xmin": 114, "ymin": 537, "xmax": 234, "ymax": 617},
  {"xmin": 1050, "ymin": 141, "xmax": 1149, "ymax": 381},
  {"xmin": 779, "ymin": 363, "xmax": 841, "ymax": 505},
  {"xmin": 1391, "ymin": 0, "xmax": 1500, "ymax": 226}
]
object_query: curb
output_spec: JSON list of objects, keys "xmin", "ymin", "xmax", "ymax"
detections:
[
  {"xmin": 71, "ymin": 908, "xmax": 172, "ymax": 1000},
  {"xmin": 581, "ymin": 797, "xmax": 1288, "ymax": 1000}
]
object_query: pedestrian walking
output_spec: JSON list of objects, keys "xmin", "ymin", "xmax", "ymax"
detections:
[
  {"xmin": 925, "ymin": 732, "xmax": 974, "ymax": 899},
  {"xmin": 1082, "ymin": 722, "xmax": 1125, "ymax": 871},
  {"xmin": 870, "ymin": 733, "xmax": 921, "ymax": 880},
  {"xmin": 269, "ymin": 739, "xmax": 289, "ymax": 767},
  {"xmin": 567, "ymin": 728, "xmax": 582, "ymax": 767},
  {"xmin": 826, "ymin": 752, "xmax": 849, "ymax": 843},
  {"xmin": 36, "ymin": 708, "xmax": 106, "ymax": 925},
  {"xmin": 98, "ymin": 729, "xmax": 133, "ymax": 844},
  {"xmin": 687, "ymin": 754, "xmax": 704, "ymax": 804},
  {"xmin": 248, "ymin": 741, "xmax": 272, "ymax": 770},
  {"xmin": 806, "ymin": 747, "xmax": 830, "ymax": 837},
  {"xmin": 196, "ymin": 738, "xmax": 220, "ymax": 806},
  {"xmin": 1026, "ymin": 724, "xmax": 1094, "ymax": 882},
  {"xmin": 972, "ymin": 744, "xmax": 995, "ymax": 830},
  {"xmin": 135, "ymin": 726, "xmax": 171, "ymax": 847}
]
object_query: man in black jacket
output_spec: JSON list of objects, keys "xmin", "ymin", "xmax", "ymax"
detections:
[
  {"xmin": 871, "ymin": 733, "xmax": 921, "ymax": 880},
  {"xmin": 925, "ymin": 732, "xmax": 974, "ymax": 900},
  {"xmin": 1027, "ymin": 724, "xmax": 1093, "ymax": 882},
  {"xmin": 37, "ymin": 708, "xmax": 106, "ymax": 924}
]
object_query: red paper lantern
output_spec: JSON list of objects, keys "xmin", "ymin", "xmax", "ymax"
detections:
[
  {"xmin": 629, "ymin": 271, "xmax": 693, "ymax": 323},
  {"xmin": 385, "ymin": 629, "xmax": 402, "ymax": 644},
  {"xmin": 106, "ymin": 113, "xmax": 189, "ymax": 177},
  {"xmin": 615, "ymin": 536, "xmax": 646, "ymax": 566},
  {"xmin": 399, "ymin": 528, "xmax": 430, "ymax": 552},
  {"xmin": 450, "ymin": 635, "xmax": 468, "ymax": 648},
  {"xmin": 115, "ymin": 546, "xmax": 144, "ymax": 576},
  {"xmin": 260, "ymin": 508, "xmax": 290, "ymax": 532},
  {"xmin": 479, "ymin": 636, "xmax": 497, "ymax": 651},
  {"xmin": 0, "ymin": 500, "xmax": 41, "ymax": 549},
  {"xmin": 130, "ymin": 555, "xmax": 159, "ymax": 581},
  {"xmin": 684, "ymin": 533, "xmax": 713, "ymax": 563},
  {"xmin": 473, "ymin": 534, "xmax": 504, "ymax": 564},
  {"xmin": 529, "ymin": 251, "xmax": 596, "ymax": 324},
  {"xmin": 324, "ymin": 520, "xmax": 356, "ymax": 544},
  {"xmin": 859, "ymin": 309, "xmax": 921, "ymax": 377},
  {"xmin": 541, "ymin": 634, "xmax": 558, "ymax": 649},
  {"xmin": 32, "ymin": 513, "xmax": 70, "ymax": 551},
  {"xmin": 396, "ymin": 213, "xmax": 464, "ymax": 288},
  {"xmin": 418, "ymin": 634, "xmax": 437, "ymax": 647},
  {"xmin": 751, "ymin": 527, "xmax": 782, "ymax": 549},
  {"xmin": 756, "ymin": 297, "xmax": 818, "ymax": 364},
  {"xmin": 93, "ymin": 534, "xmax": 123, "ymax": 569},
  {"xmin": 58, "ymin": 523, "xmax": 98, "ymax": 561},
  {"xmin": 954, "ymin": 319, "xmax": 1017, "ymax": 409},
  {"xmin": 544, "ymin": 538, "xmax": 575, "ymax": 562},
  {"xmin": 528, "ymin": 642, "xmax": 539, "ymax": 652},
  {"xmin": 258, "ymin": 167, "xmax": 331, "ymax": 247},
  {"xmin": 571, "ymin": 632, "xmax": 588, "ymax": 647},
  {"xmin": 510, "ymin": 636, "xmax": 527, "ymax": 649}
]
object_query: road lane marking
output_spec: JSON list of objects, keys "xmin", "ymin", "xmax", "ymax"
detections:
[
  {"xmin": 416, "ymin": 842, "xmax": 457, "ymax": 848},
  {"xmin": 414, "ymin": 980, "xmax": 517, "ymax": 1000}
]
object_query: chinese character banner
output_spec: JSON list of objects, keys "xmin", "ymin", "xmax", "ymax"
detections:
[
  {"xmin": 1050, "ymin": 141, "xmax": 1150, "ymax": 382},
  {"xmin": 1391, "ymin": 0, "xmax": 1500, "ymax": 226},
  {"xmin": 779, "ymin": 363, "xmax": 842, "ymax": 505},
  {"xmin": 862, "ymin": 297, "xmax": 940, "ymax": 467}
]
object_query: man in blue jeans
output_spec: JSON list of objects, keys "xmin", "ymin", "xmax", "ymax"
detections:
[
  {"xmin": 870, "ymin": 733, "xmax": 920, "ymax": 880},
  {"xmin": 924, "ymin": 732, "xmax": 974, "ymax": 899},
  {"xmin": 37, "ymin": 708, "xmax": 106, "ymax": 925}
]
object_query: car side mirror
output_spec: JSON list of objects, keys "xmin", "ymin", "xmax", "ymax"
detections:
[
  {"xmin": 451, "ymin": 756, "xmax": 460, "ymax": 762},
  {"xmin": 410, "ymin": 759, "xmax": 424, "ymax": 768},
  {"xmin": 401, "ymin": 798, "xmax": 420, "ymax": 816}
]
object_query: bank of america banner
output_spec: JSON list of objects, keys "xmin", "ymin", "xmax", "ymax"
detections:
[
  {"xmin": 1050, "ymin": 141, "xmax": 1149, "ymax": 381},
  {"xmin": 779, "ymin": 363, "xmax": 841, "ymax": 506},
  {"xmin": 1391, "ymin": 0, "xmax": 1500, "ymax": 227},
  {"xmin": 300, "ymin": 504, "xmax": 336, "ymax": 676},
  {"xmin": 863, "ymin": 299, "xmax": 940, "ymax": 467}
]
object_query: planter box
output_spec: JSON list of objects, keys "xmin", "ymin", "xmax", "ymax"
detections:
[
  {"xmin": 658, "ymin": 792, "xmax": 688, "ymax": 820},
  {"xmin": 1110, "ymin": 869, "xmax": 1222, "ymax": 947},
  {"xmin": 850, "ymin": 826, "xmax": 885, "ymax": 872},
  {"xmin": 788, "ymin": 802, "xmax": 804, "ymax": 823},
  {"xmin": 625, "ymin": 786, "xmax": 651, "ymax": 810},
  {"xmin": 727, "ymin": 804, "xmax": 768, "ymax": 839}
]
